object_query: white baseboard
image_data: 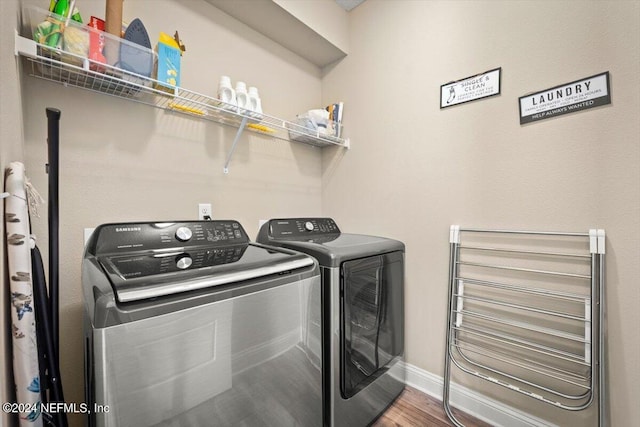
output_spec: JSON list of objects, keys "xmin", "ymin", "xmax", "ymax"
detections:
[{"xmin": 401, "ymin": 362, "xmax": 556, "ymax": 427}]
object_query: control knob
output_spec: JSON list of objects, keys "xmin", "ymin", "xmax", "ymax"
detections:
[
  {"xmin": 175, "ymin": 226, "xmax": 193, "ymax": 242},
  {"xmin": 304, "ymin": 221, "xmax": 315, "ymax": 232},
  {"xmin": 176, "ymin": 254, "xmax": 193, "ymax": 270}
]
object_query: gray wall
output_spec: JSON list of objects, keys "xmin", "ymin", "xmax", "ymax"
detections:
[{"xmin": 321, "ymin": 1, "xmax": 639, "ymax": 425}]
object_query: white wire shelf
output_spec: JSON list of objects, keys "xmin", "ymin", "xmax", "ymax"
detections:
[{"xmin": 15, "ymin": 33, "xmax": 349, "ymax": 172}]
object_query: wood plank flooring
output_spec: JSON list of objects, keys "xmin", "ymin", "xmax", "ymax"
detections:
[{"xmin": 372, "ymin": 386, "xmax": 493, "ymax": 427}]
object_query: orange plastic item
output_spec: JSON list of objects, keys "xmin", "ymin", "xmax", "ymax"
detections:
[{"xmin": 88, "ymin": 16, "xmax": 107, "ymax": 68}]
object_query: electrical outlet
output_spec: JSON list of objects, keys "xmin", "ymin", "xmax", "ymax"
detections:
[{"xmin": 199, "ymin": 203, "xmax": 212, "ymax": 220}]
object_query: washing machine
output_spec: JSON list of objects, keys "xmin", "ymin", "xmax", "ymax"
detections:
[
  {"xmin": 82, "ymin": 220, "xmax": 322, "ymax": 427},
  {"xmin": 257, "ymin": 218, "xmax": 405, "ymax": 427}
]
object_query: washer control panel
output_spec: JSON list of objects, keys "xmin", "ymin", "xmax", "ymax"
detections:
[
  {"xmin": 91, "ymin": 221, "xmax": 249, "ymax": 254},
  {"xmin": 103, "ymin": 245, "xmax": 247, "ymax": 279},
  {"xmin": 268, "ymin": 218, "xmax": 340, "ymax": 237}
]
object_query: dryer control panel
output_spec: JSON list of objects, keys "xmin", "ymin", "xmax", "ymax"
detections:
[
  {"xmin": 267, "ymin": 218, "xmax": 340, "ymax": 237},
  {"xmin": 90, "ymin": 221, "xmax": 249, "ymax": 255}
]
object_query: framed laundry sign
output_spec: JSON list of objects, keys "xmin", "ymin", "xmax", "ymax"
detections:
[
  {"xmin": 440, "ymin": 67, "xmax": 501, "ymax": 108},
  {"xmin": 519, "ymin": 72, "xmax": 611, "ymax": 124}
]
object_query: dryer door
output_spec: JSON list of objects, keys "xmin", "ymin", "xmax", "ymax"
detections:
[{"xmin": 340, "ymin": 251, "xmax": 404, "ymax": 399}]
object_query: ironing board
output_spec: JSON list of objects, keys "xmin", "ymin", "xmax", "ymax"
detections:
[{"xmin": 4, "ymin": 161, "xmax": 43, "ymax": 426}]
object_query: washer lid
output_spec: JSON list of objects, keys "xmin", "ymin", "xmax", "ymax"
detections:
[
  {"xmin": 266, "ymin": 234, "xmax": 403, "ymax": 267},
  {"xmin": 85, "ymin": 221, "xmax": 315, "ymax": 302},
  {"xmin": 257, "ymin": 218, "xmax": 404, "ymax": 267},
  {"xmin": 98, "ymin": 243, "xmax": 314, "ymax": 302}
]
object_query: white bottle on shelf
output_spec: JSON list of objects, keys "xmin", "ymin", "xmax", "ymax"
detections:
[
  {"xmin": 218, "ymin": 76, "xmax": 237, "ymax": 111},
  {"xmin": 247, "ymin": 86, "xmax": 263, "ymax": 120},
  {"xmin": 235, "ymin": 81, "xmax": 248, "ymax": 113}
]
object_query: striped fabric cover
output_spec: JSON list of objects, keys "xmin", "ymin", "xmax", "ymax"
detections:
[{"xmin": 4, "ymin": 162, "xmax": 42, "ymax": 426}]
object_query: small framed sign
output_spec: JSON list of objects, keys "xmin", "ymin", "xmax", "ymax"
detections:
[
  {"xmin": 441, "ymin": 67, "xmax": 501, "ymax": 109},
  {"xmin": 518, "ymin": 72, "xmax": 611, "ymax": 124}
]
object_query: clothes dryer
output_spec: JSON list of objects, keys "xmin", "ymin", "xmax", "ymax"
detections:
[{"xmin": 257, "ymin": 218, "xmax": 405, "ymax": 427}]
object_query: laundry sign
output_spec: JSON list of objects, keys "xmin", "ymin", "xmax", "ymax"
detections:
[
  {"xmin": 440, "ymin": 68, "xmax": 501, "ymax": 108},
  {"xmin": 519, "ymin": 72, "xmax": 611, "ymax": 124}
]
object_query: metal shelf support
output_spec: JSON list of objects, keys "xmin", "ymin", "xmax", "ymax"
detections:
[{"xmin": 223, "ymin": 116, "xmax": 249, "ymax": 174}]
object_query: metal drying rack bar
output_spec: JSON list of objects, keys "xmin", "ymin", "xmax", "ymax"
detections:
[{"xmin": 443, "ymin": 226, "xmax": 605, "ymax": 426}]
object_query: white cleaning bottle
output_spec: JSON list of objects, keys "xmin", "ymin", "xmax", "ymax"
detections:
[
  {"xmin": 235, "ymin": 81, "xmax": 248, "ymax": 113},
  {"xmin": 247, "ymin": 86, "xmax": 263, "ymax": 120},
  {"xmin": 218, "ymin": 76, "xmax": 237, "ymax": 111}
]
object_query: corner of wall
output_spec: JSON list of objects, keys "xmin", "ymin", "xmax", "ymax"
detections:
[{"xmin": 1, "ymin": 0, "xmax": 25, "ymax": 425}]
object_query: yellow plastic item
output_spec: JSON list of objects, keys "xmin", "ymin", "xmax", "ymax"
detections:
[
  {"xmin": 168, "ymin": 102, "xmax": 206, "ymax": 116},
  {"xmin": 248, "ymin": 123, "xmax": 276, "ymax": 133}
]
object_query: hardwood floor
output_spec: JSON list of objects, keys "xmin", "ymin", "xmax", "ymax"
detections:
[{"xmin": 372, "ymin": 386, "xmax": 493, "ymax": 427}]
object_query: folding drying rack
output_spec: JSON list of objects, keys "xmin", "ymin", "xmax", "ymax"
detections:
[{"xmin": 444, "ymin": 226, "xmax": 605, "ymax": 426}]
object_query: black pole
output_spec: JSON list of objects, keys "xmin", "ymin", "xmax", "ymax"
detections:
[{"xmin": 45, "ymin": 108, "xmax": 61, "ymax": 363}]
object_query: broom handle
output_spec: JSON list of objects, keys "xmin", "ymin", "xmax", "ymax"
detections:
[{"xmin": 46, "ymin": 107, "xmax": 61, "ymax": 362}]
